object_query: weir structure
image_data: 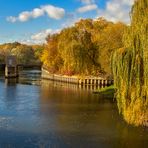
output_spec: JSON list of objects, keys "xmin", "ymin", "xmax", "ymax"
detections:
[{"xmin": 5, "ymin": 56, "xmax": 18, "ymax": 78}]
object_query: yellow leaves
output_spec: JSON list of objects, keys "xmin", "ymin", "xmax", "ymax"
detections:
[
  {"xmin": 117, "ymin": 48, "xmax": 126, "ymax": 55},
  {"xmin": 112, "ymin": 0, "xmax": 148, "ymax": 126},
  {"xmin": 124, "ymin": 99, "xmax": 148, "ymax": 126},
  {"xmin": 41, "ymin": 49, "xmax": 49, "ymax": 66},
  {"xmin": 41, "ymin": 17, "xmax": 126, "ymax": 76}
]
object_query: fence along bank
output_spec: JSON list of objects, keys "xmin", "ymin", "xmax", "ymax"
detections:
[{"xmin": 42, "ymin": 67, "xmax": 113, "ymax": 86}]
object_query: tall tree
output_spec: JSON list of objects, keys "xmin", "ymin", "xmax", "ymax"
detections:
[
  {"xmin": 41, "ymin": 18, "xmax": 126, "ymax": 76},
  {"xmin": 41, "ymin": 34, "xmax": 63, "ymax": 73},
  {"xmin": 112, "ymin": 0, "xmax": 148, "ymax": 126}
]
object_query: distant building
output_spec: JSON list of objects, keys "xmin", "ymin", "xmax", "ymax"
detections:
[{"xmin": 5, "ymin": 56, "xmax": 18, "ymax": 78}]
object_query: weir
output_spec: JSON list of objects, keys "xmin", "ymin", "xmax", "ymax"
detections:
[
  {"xmin": 5, "ymin": 56, "xmax": 18, "ymax": 78},
  {"xmin": 0, "ymin": 56, "xmax": 42, "ymax": 78}
]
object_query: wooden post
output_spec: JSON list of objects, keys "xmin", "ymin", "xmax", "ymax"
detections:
[
  {"xmin": 92, "ymin": 79, "xmax": 94, "ymax": 85},
  {"xmin": 105, "ymin": 80, "xmax": 108, "ymax": 85},
  {"xmin": 85, "ymin": 79, "xmax": 87, "ymax": 85}
]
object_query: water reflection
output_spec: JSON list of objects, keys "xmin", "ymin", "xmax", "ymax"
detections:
[
  {"xmin": 0, "ymin": 70, "xmax": 147, "ymax": 147},
  {"xmin": 39, "ymin": 80, "xmax": 148, "ymax": 148},
  {"xmin": 5, "ymin": 78, "xmax": 18, "ymax": 85}
]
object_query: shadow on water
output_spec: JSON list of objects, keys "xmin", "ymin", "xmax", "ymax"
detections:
[{"xmin": 0, "ymin": 70, "xmax": 147, "ymax": 148}]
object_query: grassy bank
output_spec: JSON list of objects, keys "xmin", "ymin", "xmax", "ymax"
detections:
[{"xmin": 93, "ymin": 85, "xmax": 115, "ymax": 99}]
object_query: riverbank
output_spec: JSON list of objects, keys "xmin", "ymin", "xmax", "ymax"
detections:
[
  {"xmin": 93, "ymin": 85, "xmax": 115, "ymax": 99},
  {"xmin": 41, "ymin": 68, "xmax": 113, "ymax": 86}
]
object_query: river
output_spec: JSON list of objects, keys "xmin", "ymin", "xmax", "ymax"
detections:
[{"xmin": 0, "ymin": 70, "xmax": 147, "ymax": 148}]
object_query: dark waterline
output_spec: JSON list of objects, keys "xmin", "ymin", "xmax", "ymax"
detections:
[{"xmin": 0, "ymin": 70, "xmax": 147, "ymax": 148}]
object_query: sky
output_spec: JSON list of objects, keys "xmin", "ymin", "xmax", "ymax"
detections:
[{"xmin": 0, "ymin": 0, "xmax": 134, "ymax": 44}]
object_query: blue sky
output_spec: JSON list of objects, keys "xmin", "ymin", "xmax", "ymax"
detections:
[{"xmin": 0, "ymin": 0, "xmax": 134, "ymax": 44}]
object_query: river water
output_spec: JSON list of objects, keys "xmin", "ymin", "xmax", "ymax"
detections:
[{"xmin": 0, "ymin": 70, "xmax": 147, "ymax": 148}]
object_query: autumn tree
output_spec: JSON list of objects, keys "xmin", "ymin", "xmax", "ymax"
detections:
[
  {"xmin": 112, "ymin": 0, "xmax": 148, "ymax": 126},
  {"xmin": 98, "ymin": 22, "xmax": 126, "ymax": 74},
  {"xmin": 41, "ymin": 18, "xmax": 126, "ymax": 76},
  {"xmin": 41, "ymin": 34, "xmax": 63, "ymax": 73},
  {"xmin": 0, "ymin": 42, "xmax": 41, "ymax": 65}
]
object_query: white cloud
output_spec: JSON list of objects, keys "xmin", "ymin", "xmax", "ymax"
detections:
[
  {"xmin": 122, "ymin": 0, "xmax": 134, "ymax": 6},
  {"xmin": 6, "ymin": 16, "xmax": 17, "ymax": 23},
  {"xmin": 32, "ymin": 8, "xmax": 44, "ymax": 18},
  {"xmin": 77, "ymin": 4, "xmax": 98, "ymax": 13},
  {"xmin": 62, "ymin": 17, "xmax": 82, "ymax": 28},
  {"xmin": 77, "ymin": 0, "xmax": 97, "ymax": 13},
  {"xmin": 18, "ymin": 11, "xmax": 31, "ymax": 22},
  {"xmin": 20, "ymin": 39, "xmax": 35, "ymax": 45},
  {"xmin": 7, "ymin": 5, "xmax": 65, "ymax": 23},
  {"xmin": 41, "ymin": 5, "xmax": 65, "ymax": 20},
  {"xmin": 31, "ymin": 29, "xmax": 53, "ymax": 41},
  {"xmin": 30, "ymin": 29, "xmax": 60, "ymax": 44},
  {"xmin": 80, "ymin": 0, "xmax": 95, "ymax": 5},
  {"xmin": 97, "ymin": 0, "xmax": 134, "ymax": 23},
  {"xmin": 17, "ymin": 29, "xmax": 61, "ymax": 45}
]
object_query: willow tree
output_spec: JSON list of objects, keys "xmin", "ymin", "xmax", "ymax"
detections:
[
  {"xmin": 58, "ymin": 27, "xmax": 99, "ymax": 75},
  {"xmin": 112, "ymin": 0, "xmax": 148, "ymax": 126}
]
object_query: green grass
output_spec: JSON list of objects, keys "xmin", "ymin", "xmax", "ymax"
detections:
[
  {"xmin": 99, "ymin": 85, "xmax": 115, "ymax": 92},
  {"xmin": 93, "ymin": 85, "xmax": 115, "ymax": 99}
]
